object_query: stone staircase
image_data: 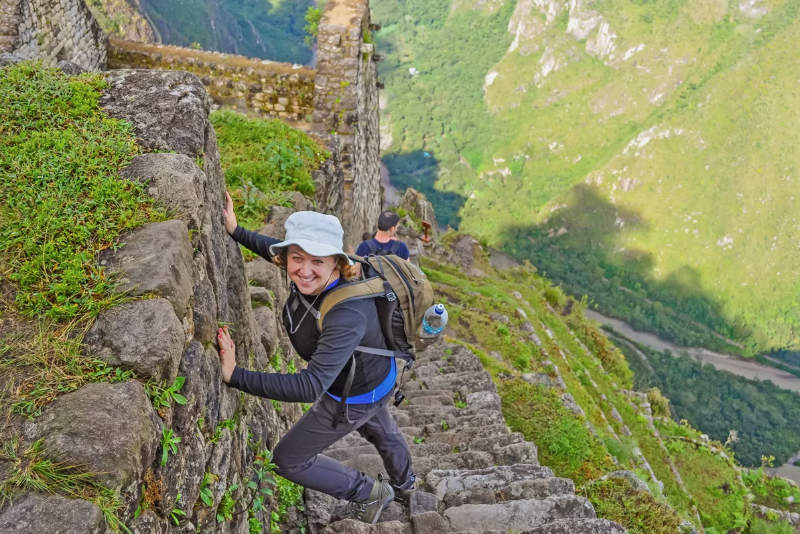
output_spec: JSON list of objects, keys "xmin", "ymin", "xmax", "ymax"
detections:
[{"xmin": 304, "ymin": 340, "xmax": 626, "ymax": 533}]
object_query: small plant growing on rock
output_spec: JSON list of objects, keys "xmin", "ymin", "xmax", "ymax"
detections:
[
  {"xmin": 170, "ymin": 493, "xmax": 186, "ymax": 525},
  {"xmin": 198, "ymin": 472, "xmax": 218, "ymax": 507},
  {"xmin": 160, "ymin": 428, "xmax": 181, "ymax": 466},
  {"xmin": 146, "ymin": 376, "xmax": 188, "ymax": 418},
  {"xmin": 209, "ymin": 418, "xmax": 236, "ymax": 444},
  {"xmin": 216, "ymin": 483, "xmax": 238, "ymax": 522}
]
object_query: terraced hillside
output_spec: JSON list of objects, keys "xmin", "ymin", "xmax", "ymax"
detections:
[{"xmin": 373, "ymin": 0, "xmax": 800, "ymax": 356}]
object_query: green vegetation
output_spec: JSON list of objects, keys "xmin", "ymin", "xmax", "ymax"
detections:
[
  {"xmin": 304, "ymin": 3, "xmax": 324, "ymax": 47},
  {"xmin": 210, "ymin": 109, "xmax": 329, "ymax": 230},
  {"xmin": 270, "ymin": 475, "xmax": 305, "ymax": 533},
  {"xmin": 615, "ymin": 336, "xmax": 800, "ymax": 467},
  {"xmin": 0, "ymin": 61, "xmax": 164, "ymax": 425},
  {"xmin": 160, "ymin": 428, "xmax": 181, "ymax": 466},
  {"xmin": 1, "ymin": 62, "xmax": 162, "ymax": 321},
  {"xmin": 145, "ymin": 376, "xmax": 188, "ymax": 418},
  {"xmin": 743, "ymin": 465, "xmax": 800, "ymax": 515},
  {"xmin": 139, "ymin": 0, "xmax": 315, "ymax": 63},
  {"xmin": 501, "ymin": 379, "xmax": 613, "ymax": 484},
  {"xmin": 0, "ymin": 60, "xmax": 175, "ymax": 533},
  {"xmin": 374, "ymin": 0, "xmax": 800, "ymax": 356},
  {"xmin": 580, "ymin": 477, "xmax": 682, "ymax": 534},
  {"xmin": 421, "ymin": 253, "xmax": 798, "ymax": 532},
  {"xmin": 198, "ymin": 471, "xmax": 217, "ymax": 507},
  {"xmin": 1, "ymin": 438, "xmax": 129, "ymax": 533}
]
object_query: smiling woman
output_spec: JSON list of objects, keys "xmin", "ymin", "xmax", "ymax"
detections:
[{"xmin": 217, "ymin": 192, "xmax": 416, "ymax": 524}]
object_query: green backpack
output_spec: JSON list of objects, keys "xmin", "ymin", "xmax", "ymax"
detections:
[{"xmin": 316, "ymin": 254, "xmax": 435, "ymax": 367}]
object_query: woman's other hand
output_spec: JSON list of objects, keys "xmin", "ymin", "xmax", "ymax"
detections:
[
  {"xmin": 217, "ymin": 326, "xmax": 236, "ymax": 383},
  {"xmin": 223, "ymin": 191, "xmax": 238, "ymax": 235}
]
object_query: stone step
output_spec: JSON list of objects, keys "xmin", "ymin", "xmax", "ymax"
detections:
[
  {"xmin": 334, "ymin": 450, "xmax": 497, "ymax": 483},
  {"xmin": 442, "ymin": 476, "xmax": 575, "ymax": 507},
  {"xmin": 400, "ymin": 388, "xmax": 457, "ymax": 400},
  {"xmin": 426, "ymin": 464, "xmax": 553, "ymax": 493},
  {"xmin": 398, "ymin": 390, "xmax": 502, "ymax": 414},
  {"xmin": 403, "ymin": 372, "xmax": 495, "ymax": 394},
  {"xmin": 403, "ymin": 392, "xmax": 453, "ymax": 406},
  {"xmin": 442, "ymin": 495, "xmax": 596, "ymax": 533},
  {"xmin": 412, "ymin": 358, "xmax": 484, "ymax": 379},
  {"xmin": 324, "ymin": 442, "xmax": 453, "ymax": 464},
  {"xmin": 520, "ymin": 518, "xmax": 627, "ymax": 534},
  {"xmin": 321, "ymin": 518, "xmax": 408, "ymax": 533},
  {"xmin": 396, "ymin": 409, "xmax": 499, "ymax": 427},
  {"xmin": 401, "ymin": 424, "xmax": 512, "ymax": 445}
]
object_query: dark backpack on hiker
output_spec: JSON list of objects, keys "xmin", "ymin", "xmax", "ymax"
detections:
[
  {"xmin": 316, "ymin": 254, "xmax": 435, "ymax": 367},
  {"xmin": 298, "ymin": 254, "xmax": 434, "ymax": 423},
  {"xmin": 363, "ymin": 239, "xmax": 402, "ymax": 257}
]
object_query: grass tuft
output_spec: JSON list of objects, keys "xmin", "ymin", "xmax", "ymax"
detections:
[
  {"xmin": 210, "ymin": 109, "xmax": 329, "ymax": 229},
  {"xmin": 0, "ymin": 437, "xmax": 130, "ymax": 532}
]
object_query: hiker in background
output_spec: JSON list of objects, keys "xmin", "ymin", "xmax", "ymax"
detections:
[
  {"xmin": 356, "ymin": 210, "xmax": 410, "ymax": 260},
  {"xmin": 216, "ymin": 192, "xmax": 415, "ymax": 524}
]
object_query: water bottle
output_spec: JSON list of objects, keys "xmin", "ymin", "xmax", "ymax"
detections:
[{"xmin": 421, "ymin": 303, "xmax": 448, "ymax": 336}]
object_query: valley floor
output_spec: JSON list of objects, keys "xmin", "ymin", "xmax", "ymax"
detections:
[{"xmin": 584, "ymin": 310, "xmax": 800, "ymax": 395}]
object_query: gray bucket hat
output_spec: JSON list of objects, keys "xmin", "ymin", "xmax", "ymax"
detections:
[{"xmin": 269, "ymin": 211, "xmax": 347, "ymax": 260}]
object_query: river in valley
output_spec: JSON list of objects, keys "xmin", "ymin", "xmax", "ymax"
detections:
[{"xmin": 584, "ymin": 309, "xmax": 800, "ymax": 484}]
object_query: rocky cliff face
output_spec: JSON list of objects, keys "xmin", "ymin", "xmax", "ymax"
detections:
[
  {"xmin": 85, "ymin": 0, "xmax": 156, "ymax": 43},
  {"xmin": 0, "ymin": 68, "xmax": 303, "ymax": 533}
]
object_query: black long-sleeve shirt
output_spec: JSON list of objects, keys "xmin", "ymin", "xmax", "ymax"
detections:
[{"xmin": 228, "ymin": 226, "xmax": 391, "ymax": 403}]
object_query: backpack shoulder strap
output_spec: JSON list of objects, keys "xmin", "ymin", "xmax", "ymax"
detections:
[
  {"xmin": 387, "ymin": 240, "xmax": 401, "ymax": 255},
  {"xmin": 365, "ymin": 239, "xmax": 381, "ymax": 255},
  {"xmin": 316, "ymin": 277, "xmax": 387, "ymax": 331}
]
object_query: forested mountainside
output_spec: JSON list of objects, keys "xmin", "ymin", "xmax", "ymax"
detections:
[{"xmin": 372, "ymin": 0, "xmax": 800, "ymax": 358}]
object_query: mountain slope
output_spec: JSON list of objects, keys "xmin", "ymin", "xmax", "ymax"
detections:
[
  {"xmin": 374, "ymin": 0, "xmax": 800, "ymax": 355},
  {"xmin": 137, "ymin": 0, "xmax": 314, "ymax": 63}
]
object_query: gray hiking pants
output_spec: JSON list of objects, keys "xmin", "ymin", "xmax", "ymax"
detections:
[{"xmin": 272, "ymin": 392, "xmax": 413, "ymax": 502}]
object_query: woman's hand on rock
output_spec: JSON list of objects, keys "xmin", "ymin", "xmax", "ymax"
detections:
[
  {"xmin": 217, "ymin": 326, "xmax": 236, "ymax": 383},
  {"xmin": 223, "ymin": 191, "xmax": 238, "ymax": 235}
]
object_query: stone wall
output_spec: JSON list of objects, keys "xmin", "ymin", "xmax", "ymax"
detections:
[
  {"xmin": 312, "ymin": 0, "xmax": 381, "ymax": 251},
  {"xmin": 105, "ymin": 0, "xmax": 382, "ymax": 250},
  {"xmin": 108, "ymin": 39, "xmax": 316, "ymax": 124},
  {"xmin": 0, "ymin": 68, "xmax": 305, "ymax": 533},
  {"xmin": 10, "ymin": 0, "xmax": 107, "ymax": 70}
]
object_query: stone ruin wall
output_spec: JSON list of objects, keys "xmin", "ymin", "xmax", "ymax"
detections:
[
  {"xmin": 1, "ymin": 0, "xmax": 106, "ymax": 70},
  {"xmin": 311, "ymin": 0, "xmax": 382, "ymax": 251},
  {"xmin": 3, "ymin": 0, "xmax": 381, "ymax": 249},
  {"xmin": 106, "ymin": 0, "xmax": 381, "ymax": 250},
  {"xmin": 106, "ymin": 39, "xmax": 317, "ymax": 125}
]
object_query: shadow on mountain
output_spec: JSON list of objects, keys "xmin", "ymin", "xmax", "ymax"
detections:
[
  {"xmin": 382, "ymin": 150, "xmax": 465, "ymax": 228},
  {"xmin": 497, "ymin": 184, "xmax": 751, "ymax": 353}
]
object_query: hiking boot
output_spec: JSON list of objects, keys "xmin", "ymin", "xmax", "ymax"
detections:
[
  {"xmin": 351, "ymin": 475, "xmax": 394, "ymax": 524},
  {"xmin": 391, "ymin": 472, "xmax": 416, "ymax": 504}
]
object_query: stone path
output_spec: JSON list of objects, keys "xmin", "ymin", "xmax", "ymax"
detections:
[{"xmin": 304, "ymin": 340, "xmax": 626, "ymax": 533}]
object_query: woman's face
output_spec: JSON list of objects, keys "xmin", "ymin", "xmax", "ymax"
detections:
[{"xmin": 286, "ymin": 245, "xmax": 339, "ymax": 295}]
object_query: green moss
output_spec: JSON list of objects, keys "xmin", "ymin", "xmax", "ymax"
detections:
[
  {"xmin": 210, "ymin": 109, "xmax": 329, "ymax": 229},
  {"xmin": 579, "ymin": 477, "xmax": 682, "ymax": 534},
  {"xmin": 499, "ymin": 379, "xmax": 614, "ymax": 484},
  {"xmin": 0, "ymin": 62, "xmax": 165, "ymax": 321},
  {"xmin": 0, "ymin": 62, "xmax": 169, "ymax": 424}
]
